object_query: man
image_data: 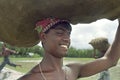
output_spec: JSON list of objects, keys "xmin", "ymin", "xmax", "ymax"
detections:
[
  {"xmin": 18, "ymin": 18, "xmax": 120, "ymax": 80},
  {"xmin": 0, "ymin": 43, "xmax": 21, "ymax": 72},
  {"xmin": 89, "ymin": 37, "xmax": 111, "ymax": 80}
]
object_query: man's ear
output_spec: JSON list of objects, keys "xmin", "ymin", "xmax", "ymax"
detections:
[{"xmin": 38, "ymin": 32, "xmax": 46, "ymax": 41}]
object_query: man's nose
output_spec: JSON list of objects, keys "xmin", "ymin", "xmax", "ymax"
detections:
[{"xmin": 62, "ymin": 33, "xmax": 70, "ymax": 42}]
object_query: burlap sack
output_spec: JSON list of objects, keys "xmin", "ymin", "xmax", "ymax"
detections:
[{"xmin": 0, "ymin": 0, "xmax": 119, "ymax": 47}]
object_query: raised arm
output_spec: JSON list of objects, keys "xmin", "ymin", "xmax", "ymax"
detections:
[
  {"xmin": 2, "ymin": 43, "xmax": 16, "ymax": 55},
  {"xmin": 78, "ymin": 19, "xmax": 120, "ymax": 78},
  {"xmin": 104, "ymin": 19, "xmax": 120, "ymax": 65},
  {"xmin": 7, "ymin": 49, "xmax": 16, "ymax": 54}
]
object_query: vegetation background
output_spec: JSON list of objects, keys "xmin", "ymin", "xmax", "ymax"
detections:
[
  {"xmin": 0, "ymin": 42, "xmax": 120, "ymax": 80},
  {"xmin": 0, "ymin": 42, "xmax": 98, "ymax": 58}
]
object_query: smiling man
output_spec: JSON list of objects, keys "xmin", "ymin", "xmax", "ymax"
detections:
[{"xmin": 18, "ymin": 18, "xmax": 120, "ymax": 80}]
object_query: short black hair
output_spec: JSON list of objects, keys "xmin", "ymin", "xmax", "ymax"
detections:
[{"xmin": 44, "ymin": 21, "xmax": 72, "ymax": 34}]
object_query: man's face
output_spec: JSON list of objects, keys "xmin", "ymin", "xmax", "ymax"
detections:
[{"xmin": 41, "ymin": 25, "xmax": 71, "ymax": 58}]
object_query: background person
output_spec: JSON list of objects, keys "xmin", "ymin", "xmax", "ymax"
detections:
[
  {"xmin": 0, "ymin": 43, "xmax": 21, "ymax": 72},
  {"xmin": 89, "ymin": 37, "xmax": 111, "ymax": 80}
]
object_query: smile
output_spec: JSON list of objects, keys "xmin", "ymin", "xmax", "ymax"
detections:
[{"xmin": 60, "ymin": 45, "xmax": 68, "ymax": 49}]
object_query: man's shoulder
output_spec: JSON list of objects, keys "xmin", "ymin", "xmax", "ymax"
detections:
[
  {"xmin": 18, "ymin": 72, "xmax": 41, "ymax": 80},
  {"xmin": 66, "ymin": 62, "xmax": 83, "ymax": 72},
  {"xmin": 65, "ymin": 63, "xmax": 83, "ymax": 79}
]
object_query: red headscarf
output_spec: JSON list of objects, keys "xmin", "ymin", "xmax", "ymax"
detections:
[{"xmin": 35, "ymin": 18, "xmax": 69, "ymax": 33}]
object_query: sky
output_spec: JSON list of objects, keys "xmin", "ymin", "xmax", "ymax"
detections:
[
  {"xmin": 70, "ymin": 19, "xmax": 119, "ymax": 49},
  {"xmin": 38, "ymin": 19, "xmax": 119, "ymax": 49}
]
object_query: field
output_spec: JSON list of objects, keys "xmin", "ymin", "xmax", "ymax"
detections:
[{"xmin": 0, "ymin": 57, "xmax": 120, "ymax": 80}]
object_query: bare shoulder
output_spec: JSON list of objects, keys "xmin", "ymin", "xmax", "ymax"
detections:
[
  {"xmin": 18, "ymin": 73, "xmax": 33, "ymax": 80},
  {"xmin": 18, "ymin": 64, "xmax": 41, "ymax": 80},
  {"xmin": 66, "ymin": 62, "xmax": 83, "ymax": 70},
  {"xmin": 65, "ymin": 62, "xmax": 83, "ymax": 78},
  {"xmin": 18, "ymin": 71, "xmax": 42, "ymax": 80}
]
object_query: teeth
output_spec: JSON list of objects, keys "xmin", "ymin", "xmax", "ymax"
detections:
[{"xmin": 60, "ymin": 45, "xmax": 68, "ymax": 49}]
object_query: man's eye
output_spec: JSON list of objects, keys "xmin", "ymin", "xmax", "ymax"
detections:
[
  {"xmin": 56, "ymin": 32, "xmax": 63, "ymax": 35},
  {"xmin": 67, "ymin": 32, "xmax": 71, "ymax": 35}
]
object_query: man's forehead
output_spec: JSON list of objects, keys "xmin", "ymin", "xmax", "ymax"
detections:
[
  {"xmin": 53, "ymin": 25, "xmax": 71, "ymax": 32},
  {"xmin": 52, "ymin": 23, "xmax": 71, "ymax": 31}
]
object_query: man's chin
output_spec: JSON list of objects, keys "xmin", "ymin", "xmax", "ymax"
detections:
[{"xmin": 57, "ymin": 53, "xmax": 67, "ymax": 58}]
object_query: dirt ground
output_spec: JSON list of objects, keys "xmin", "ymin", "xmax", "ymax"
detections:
[{"xmin": 0, "ymin": 68, "xmax": 24, "ymax": 80}]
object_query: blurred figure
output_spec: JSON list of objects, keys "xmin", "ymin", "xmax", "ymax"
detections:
[
  {"xmin": 0, "ymin": 43, "xmax": 21, "ymax": 72},
  {"xmin": 89, "ymin": 37, "xmax": 111, "ymax": 80}
]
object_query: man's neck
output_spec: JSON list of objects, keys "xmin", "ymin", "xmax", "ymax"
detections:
[{"xmin": 41, "ymin": 54, "xmax": 64, "ymax": 70}]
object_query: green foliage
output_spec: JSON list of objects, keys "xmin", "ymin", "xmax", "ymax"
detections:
[
  {"xmin": 0, "ymin": 41, "xmax": 96, "ymax": 58},
  {"xmin": 0, "ymin": 42, "xmax": 44, "ymax": 57},
  {"xmin": 13, "ymin": 45, "xmax": 43, "ymax": 57},
  {"xmin": 67, "ymin": 47, "xmax": 94, "ymax": 58}
]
